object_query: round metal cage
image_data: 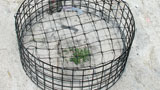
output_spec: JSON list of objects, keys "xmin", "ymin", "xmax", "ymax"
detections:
[{"xmin": 15, "ymin": 0, "xmax": 135, "ymax": 90}]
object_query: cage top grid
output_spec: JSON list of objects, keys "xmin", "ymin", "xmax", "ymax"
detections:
[{"xmin": 15, "ymin": 0, "xmax": 135, "ymax": 89}]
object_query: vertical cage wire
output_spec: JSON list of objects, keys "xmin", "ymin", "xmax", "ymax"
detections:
[{"xmin": 15, "ymin": 0, "xmax": 135, "ymax": 90}]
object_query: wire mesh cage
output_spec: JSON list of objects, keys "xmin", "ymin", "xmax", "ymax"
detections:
[{"xmin": 15, "ymin": 0, "xmax": 135, "ymax": 89}]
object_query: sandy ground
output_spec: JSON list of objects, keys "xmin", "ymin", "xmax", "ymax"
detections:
[{"xmin": 0, "ymin": 0, "xmax": 160, "ymax": 90}]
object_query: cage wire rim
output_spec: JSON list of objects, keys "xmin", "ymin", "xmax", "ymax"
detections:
[{"xmin": 15, "ymin": 0, "xmax": 136, "ymax": 70}]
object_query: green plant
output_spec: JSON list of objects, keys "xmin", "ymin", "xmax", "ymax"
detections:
[{"xmin": 70, "ymin": 47, "xmax": 90, "ymax": 65}]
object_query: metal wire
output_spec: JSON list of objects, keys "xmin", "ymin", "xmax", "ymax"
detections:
[{"xmin": 15, "ymin": 0, "xmax": 135, "ymax": 90}]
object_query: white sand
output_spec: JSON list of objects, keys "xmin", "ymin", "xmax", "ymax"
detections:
[{"xmin": 0, "ymin": 0, "xmax": 160, "ymax": 90}]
